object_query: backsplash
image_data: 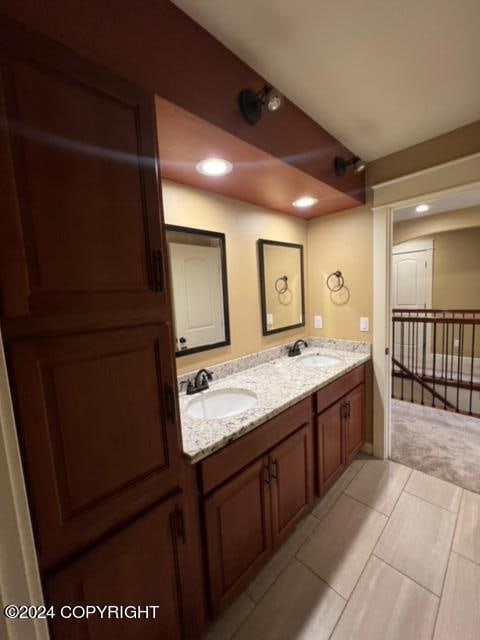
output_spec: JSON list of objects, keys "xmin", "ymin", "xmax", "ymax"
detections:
[{"xmin": 176, "ymin": 337, "xmax": 370, "ymax": 388}]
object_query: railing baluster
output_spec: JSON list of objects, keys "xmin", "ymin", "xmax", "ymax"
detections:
[
  {"xmin": 470, "ymin": 322, "xmax": 475, "ymax": 416},
  {"xmin": 392, "ymin": 308, "xmax": 479, "ymax": 417}
]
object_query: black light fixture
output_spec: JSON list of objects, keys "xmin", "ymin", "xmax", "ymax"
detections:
[
  {"xmin": 334, "ymin": 155, "xmax": 366, "ymax": 177},
  {"xmin": 239, "ymin": 85, "xmax": 284, "ymax": 125}
]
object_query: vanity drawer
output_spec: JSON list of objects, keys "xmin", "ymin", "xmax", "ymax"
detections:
[
  {"xmin": 315, "ymin": 364, "xmax": 365, "ymax": 414},
  {"xmin": 199, "ymin": 397, "xmax": 312, "ymax": 495}
]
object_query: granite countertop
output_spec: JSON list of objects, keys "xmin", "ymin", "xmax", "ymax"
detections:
[{"xmin": 179, "ymin": 340, "xmax": 370, "ymax": 464}]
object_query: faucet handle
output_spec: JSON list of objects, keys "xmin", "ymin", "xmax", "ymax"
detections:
[
  {"xmin": 186, "ymin": 379, "xmax": 196, "ymax": 395},
  {"xmin": 206, "ymin": 370, "xmax": 213, "ymax": 381}
]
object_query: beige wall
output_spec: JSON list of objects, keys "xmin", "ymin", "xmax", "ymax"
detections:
[
  {"xmin": 432, "ymin": 227, "xmax": 480, "ymax": 310},
  {"xmin": 393, "ymin": 225, "xmax": 480, "ymax": 311},
  {"xmin": 162, "ymin": 180, "xmax": 308, "ymax": 375},
  {"xmin": 393, "ymin": 207, "xmax": 480, "ymax": 244},
  {"xmin": 308, "ymin": 204, "xmax": 373, "ymax": 342},
  {"xmin": 367, "ymin": 121, "xmax": 480, "ymax": 186}
]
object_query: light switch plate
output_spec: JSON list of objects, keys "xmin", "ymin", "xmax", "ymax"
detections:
[
  {"xmin": 360, "ymin": 317, "xmax": 369, "ymax": 332},
  {"xmin": 314, "ymin": 315, "xmax": 323, "ymax": 329},
  {"xmin": 266, "ymin": 314, "xmax": 273, "ymax": 326}
]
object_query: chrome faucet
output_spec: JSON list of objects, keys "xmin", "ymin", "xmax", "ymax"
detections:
[
  {"xmin": 287, "ymin": 339, "xmax": 308, "ymax": 357},
  {"xmin": 186, "ymin": 369, "xmax": 213, "ymax": 395}
]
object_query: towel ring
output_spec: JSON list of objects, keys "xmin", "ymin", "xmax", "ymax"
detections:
[
  {"xmin": 275, "ymin": 275, "xmax": 289, "ymax": 294},
  {"xmin": 326, "ymin": 270, "xmax": 344, "ymax": 292}
]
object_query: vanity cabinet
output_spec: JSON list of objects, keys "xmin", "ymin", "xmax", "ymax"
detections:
[
  {"xmin": 45, "ymin": 493, "xmax": 187, "ymax": 640},
  {"xmin": 315, "ymin": 365, "xmax": 365, "ymax": 495},
  {"xmin": 204, "ymin": 457, "xmax": 272, "ymax": 614},
  {"xmin": 200, "ymin": 399, "xmax": 313, "ymax": 614}
]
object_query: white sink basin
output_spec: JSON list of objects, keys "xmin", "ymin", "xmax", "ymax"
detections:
[
  {"xmin": 299, "ymin": 354, "xmax": 341, "ymax": 368},
  {"xmin": 186, "ymin": 388, "xmax": 258, "ymax": 420}
]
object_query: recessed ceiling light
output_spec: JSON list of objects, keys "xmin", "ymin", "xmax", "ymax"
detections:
[
  {"xmin": 416, "ymin": 204, "xmax": 430, "ymax": 213},
  {"xmin": 293, "ymin": 196, "xmax": 318, "ymax": 208},
  {"xmin": 196, "ymin": 157, "xmax": 233, "ymax": 177}
]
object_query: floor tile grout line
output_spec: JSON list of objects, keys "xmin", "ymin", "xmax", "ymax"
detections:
[
  {"xmin": 294, "ymin": 555, "xmax": 348, "ymax": 602},
  {"xmin": 371, "ymin": 553, "xmax": 441, "ymax": 599},
  {"xmin": 343, "ymin": 492, "xmax": 393, "ymax": 518},
  {"xmin": 372, "ymin": 466, "xmax": 412, "ymax": 556},
  {"xmin": 449, "ymin": 548, "xmax": 480, "ymax": 568},
  {"xmin": 245, "ymin": 515, "xmax": 321, "ymax": 605},
  {"xmin": 311, "ymin": 466, "xmax": 361, "ymax": 522},
  {"xmin": 326, "ymin": 488, "xmax": 394, "ymax": 640},
  {"xmin": 403, "ymin": 487, "xmax": 462, "ymax": 514},
  {"xmin": 430, "ymin": 486, "xmax": 463, "ymax": 640}
]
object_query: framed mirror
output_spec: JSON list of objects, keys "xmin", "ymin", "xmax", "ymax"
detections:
[
  {"xmin": 258, "ymin": 239, "xmax": 305, "ymax": 336},
  {"xmin": 166, "ymin": 225, "xmax": 230, "ymax": 356}
]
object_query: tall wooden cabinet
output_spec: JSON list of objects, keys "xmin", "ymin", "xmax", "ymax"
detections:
[{"xmin": 0, "ymin": 16, "xmax": 191, "ymax": 639}]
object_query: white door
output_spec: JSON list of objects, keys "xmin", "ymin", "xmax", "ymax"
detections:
[
  {"xmin": 169, "ymin": 243, "xmax": 225, "ymax": 351},
  {"xmin": 392, "ymin": 240, "xmax": 433, "ymax": 364},
  {"xmin": 392, "ymin": 250, "xmax": 430, "ymax": 309}
]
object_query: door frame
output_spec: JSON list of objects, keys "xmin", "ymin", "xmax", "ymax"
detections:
[
  {"xmin": 0, "ymin": 331, "xmax": 49, "ymax": 640},
  {"xmin": 371, "ymin": 165, "xmax": 480, "ymax": 460}
]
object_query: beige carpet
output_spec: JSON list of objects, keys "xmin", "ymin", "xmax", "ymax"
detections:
[{"xmin": 391, "ymin": 399, "xmax": 480, "ymax": 493}]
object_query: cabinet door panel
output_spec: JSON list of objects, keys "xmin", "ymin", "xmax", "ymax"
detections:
[
  {"xmin": 270, "ymin": 425, "xmax": 313, "ymax": 547},
  {"xmin": 204, "ymin": 457, "xmax": 271, "ymax": 614},
  {"xmin": 317, "ymin": 400, "xmax": 346, "ymax": 495},
  {"xmin": 46, "ymin": 495, "xmax": 185, "ymax": 640},
  {"xmin": 0, "ymin": 37, "xmax": 166, "ymax": 317},
  {"xmin": 9, "ymin": 322, "xmax": 181, "ymax": 567},
  {"xmin": 345, "ymin": 384, "xmax": 365, "ymax": 463}
]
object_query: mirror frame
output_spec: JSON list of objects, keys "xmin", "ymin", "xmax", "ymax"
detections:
[
  {"xmin": 165, "ymin": 224, "xmax": 231, "ymax": 357},
  {"xmin": 258, "ymin": 238, "xmax": 305, "ymax": 336}
]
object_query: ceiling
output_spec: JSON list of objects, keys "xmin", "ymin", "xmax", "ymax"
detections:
[
  {"xmin": 171, "ymin": 0, "xmax": 480, "ymax": 162},
  {"xmin": 156, "ymin": 98, "xmax": 360, "ymax": 219},
  {"xmin": 394, "ymin": 188, "xmax": 480, "ymax": 222}
]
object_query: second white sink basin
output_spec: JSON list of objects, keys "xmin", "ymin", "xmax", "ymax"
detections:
[
  {"xmin": 299, "ymin": 354, "xmax": 341, "ymax": 368},
  {"xmin": 186, "ymin": 388, "xmax": 258, "ymax": 420}
]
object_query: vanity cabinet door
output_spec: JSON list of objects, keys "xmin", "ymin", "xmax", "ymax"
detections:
[
  {"xmin": 204, "ymin": 457, "xmax": 272, "ymax": 615},
  {"xmin": 45, "ymin": 494, "xmax": 186, "ymax": 640},
  {"xmin": 316, "ymin": 400, "xmax": 346, "ymax": 495},
  {"xmin": 270, "ymin": 425, "xmax": 313, "ymax": 547},
  {"xmin": 345, "ymin": 384, "xmax": 365, "ymax": 463}
]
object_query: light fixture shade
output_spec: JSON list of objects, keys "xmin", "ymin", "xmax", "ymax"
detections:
[
  {"xmin": 239, "ymin": 85, "xmax": 284, "ymax": 125},
  {"xmin": 239, "ymin": 88, "xmax": 262, "ymax": 125},
  {"xmin": 196, "ymin": 157, "xmax": 233, "ymax": 176},
  {"xmin": 265, "ymin": 87, "xmax": 284, "ymax": 112},
  {"xmin": 353, "ymin": 158, "xmax": 367, "ymax": 174},
  {"xmin": 334, "ymin": 155, "xmax": 366, "ymax": 177}
]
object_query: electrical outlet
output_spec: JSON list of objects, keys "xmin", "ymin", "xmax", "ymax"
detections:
[
  {"xmin": 454, "ymin": 338, "xmax": 460, "ymax": 348},
  {"xmin": 360, "ymin": 317, "xmax": 369, "ymax": 332},
  {"xmin": 314, "ymin": 315, "xmax": 323, "ymax": 329},
  {"xmin": 266, "ymin": 313, "xmax": 273, "ymax": 326}
]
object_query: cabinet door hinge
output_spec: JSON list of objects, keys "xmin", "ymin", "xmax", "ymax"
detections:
[
  {"xmin": 174, "ymin": 506, "xmax": 186, "ymax": 544},
  {"xmin": 152, "ymin": 249, "xmax": 164, "ymax": 292}
]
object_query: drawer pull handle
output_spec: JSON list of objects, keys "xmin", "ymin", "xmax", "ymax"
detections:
[{"xmin": 270, "ymin": 458, "xmax": 278, "ymax": 481}]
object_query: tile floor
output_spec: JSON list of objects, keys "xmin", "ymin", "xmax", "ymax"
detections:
[{"xmin": 203, "ymin": 458, "xmax": 480, "ymax": 640}]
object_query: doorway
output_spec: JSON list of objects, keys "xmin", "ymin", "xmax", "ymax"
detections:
[
  {"xmin": 372, "ymin": 173, "xmax": 480, "ymax": 492},
  {"xmin": 371, "ymin": 157, "xmax": 480, "ymax": 462}
]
